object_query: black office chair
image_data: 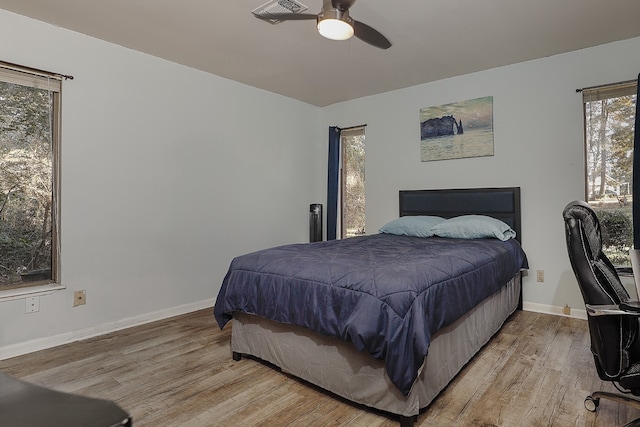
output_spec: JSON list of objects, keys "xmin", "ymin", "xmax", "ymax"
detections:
[
  {"xmin": 0, "ymin": 372, "xmax": 132, "ymax": 427},
  {"xmin": 563, "ymin": 200, "xmax": 640, "ymax": 425}
]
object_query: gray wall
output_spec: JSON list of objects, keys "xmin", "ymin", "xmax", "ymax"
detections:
[
  {"xmin": 0, "ymin": 9, "xmax": 325, "ymax": 355},
  {"xmin": 321, "ymin": 36, "xmax": 640, "ymax": 315}
]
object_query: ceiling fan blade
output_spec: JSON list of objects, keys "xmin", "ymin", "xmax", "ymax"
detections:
[
  {"xmin": 253, "ymin": 13, "xmax": 317, "ymax": 21},
  {"xmin": 353, "ymin": 20, "xmax": 391, "ymax": 49}
]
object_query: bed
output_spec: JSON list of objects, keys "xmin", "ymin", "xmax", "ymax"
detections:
[{"xmin": 214, "ymin": 187, "xmax": 528, "ymax": 426}]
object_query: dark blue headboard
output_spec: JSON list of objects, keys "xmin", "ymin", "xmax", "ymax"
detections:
[{"xmin": 399, "ymin": 187, "xmax": 522, "ymax": 242}]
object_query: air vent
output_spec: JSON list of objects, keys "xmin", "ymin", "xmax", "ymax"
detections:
[{"xmin": 252, "ymin": 0, "xmax": 309, "ymax": 24}]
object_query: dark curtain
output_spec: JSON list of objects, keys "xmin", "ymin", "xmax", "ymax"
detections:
[
  {"xmin": 634, "ymin": 73, "xmax": 640, "ymax": 248},
  {"xmin": 327, "ymin": 126, "xmax": 341, "ymax": 240}
]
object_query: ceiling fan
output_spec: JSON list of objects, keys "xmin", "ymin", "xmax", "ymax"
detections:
[{"xmin": 254, "ymin": 0, "xmax": 392, "ymax": 50}]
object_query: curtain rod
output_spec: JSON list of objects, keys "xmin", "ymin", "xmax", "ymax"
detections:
[
  {"xmin": 576, "ymin": 78, "xmax": 636, "ymax": 93},
  {"xmin": 339, "ymin": 124, "xmax": 367, "ymax": 131},
  {"xmin": 0, "ymin": 60, "xmax": 74, "ymax": 80}
]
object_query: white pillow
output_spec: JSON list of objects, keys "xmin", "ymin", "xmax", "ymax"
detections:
[
  {"xmin": 378, "ymin": 216, "xmax": 446, "ymax": 237},
  {"xmin": 431, "ymin": 215, "xmax": 516, "ymax": 241}
]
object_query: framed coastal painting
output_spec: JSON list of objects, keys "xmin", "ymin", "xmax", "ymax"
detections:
[{"xmin": 419, "ymin": 96, "xmax": 494, "ymax": 162}]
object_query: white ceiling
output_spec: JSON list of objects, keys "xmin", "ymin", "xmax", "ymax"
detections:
[{"xmin": 1, "ymin": 0, "xmax": 639, "ymax": 106}]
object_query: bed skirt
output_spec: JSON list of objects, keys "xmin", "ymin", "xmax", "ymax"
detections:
[{"xmin": 230, "ymin": 274, "xmax": 521, "ymax": 418}]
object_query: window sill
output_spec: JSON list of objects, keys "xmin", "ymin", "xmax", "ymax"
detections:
[
  {"xmin": 618, "ymin": 268, "xmax": 633, "ymax": 277},
  {"xmin": 0, "ymin": 283, "xmax": 65, "ymax": 302}
]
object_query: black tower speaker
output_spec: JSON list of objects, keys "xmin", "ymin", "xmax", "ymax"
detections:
[{"xmin": 309, "ymin": 204, "xmax": 323, "ymax": 242}]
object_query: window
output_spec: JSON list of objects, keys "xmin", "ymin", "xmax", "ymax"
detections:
[
  {"xmin": 340, "ymin": 126, "xmax": 365, "ymax": 238},
  {"xmin": 0, "ymin": 63, "xmax": 61, "ymax": 289},
  {"xmin": 582, "ymin": 80, "xmax": 637, "ymax": 267}
]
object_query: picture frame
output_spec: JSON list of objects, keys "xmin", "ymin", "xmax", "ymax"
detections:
[{"xmin": 420, "ymin": 96, "xmax": 494, "ymax": 162}]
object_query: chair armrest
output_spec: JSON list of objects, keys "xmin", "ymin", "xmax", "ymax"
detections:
[{"xmin": 586, "ymin": 301, "xmax": 640, "ymax": 317}]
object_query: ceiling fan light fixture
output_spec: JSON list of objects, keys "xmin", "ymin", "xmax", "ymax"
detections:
[{"xmin": 317, "ymin": 9, "xmax": 354, "ymax": 41}]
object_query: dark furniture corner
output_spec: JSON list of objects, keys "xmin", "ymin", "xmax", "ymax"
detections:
[
  {"xmin": 0, "ymin": 372, "xmax": 131, "ymax": 427},
  {"xmin": 563, "ymin": 200, "xmax": 640, "ymax": 425}
]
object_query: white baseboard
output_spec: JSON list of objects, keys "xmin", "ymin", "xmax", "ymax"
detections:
[
  {"xmin": 523, "ymin": 301, "xmax": 587, "ymax": 320},
  {"xmin": 0, "ymin": 298, "xmax": 215, "ymax": 361},
  {"xmin": 1, "ymin": 298, "xmax": 585, "ymax": 361}
]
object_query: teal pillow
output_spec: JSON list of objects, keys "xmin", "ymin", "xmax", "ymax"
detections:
[
  {"xmin": 378, "ymin": 216, "xmax": 445, "ymax": 237},
  {"xmin": 431, "ymin": 215, "xmax": 516, "ymax": 241}
]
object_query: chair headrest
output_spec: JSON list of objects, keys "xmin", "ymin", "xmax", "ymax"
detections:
[
  {"xmin": 563, "ymin": 200, "xmax": 604, "ymax": 261},
  {"xmin": 563, "ymin": 199, "xmax": 629, "ymax": 305}
]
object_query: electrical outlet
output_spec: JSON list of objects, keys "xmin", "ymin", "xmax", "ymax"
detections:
[
  {"xmin": 536, "ymin": 270, "xmax": 544, "ymax": 282},
  {"xmin": 26, "ymin": 296, "xmax": 40, "ymax": 313},
  {"xmin": 563, "ymin": 304, "xmax": 571, "ymax": 315},
  {"xmin": 73, "ymin": 290, "xmax": 86, "ymax": 307}
]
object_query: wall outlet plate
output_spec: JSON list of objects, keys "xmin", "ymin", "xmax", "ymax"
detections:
[
  {"xmin": 26, "ymin": 296, "xmax": 40, "ymax": 313},
  {"xmin": 73, "ymin": 290, "xmax": 86, "ymax": 307}
]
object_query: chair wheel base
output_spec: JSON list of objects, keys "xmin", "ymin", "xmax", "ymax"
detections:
[{"xmin": 585, "ymin": 395, "xmax": 599, "ymax": 412}]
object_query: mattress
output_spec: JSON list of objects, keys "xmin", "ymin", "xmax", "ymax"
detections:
[
  {"xmin": 215, "ymin": 234, "xmax": 528, "ymax": 395},
  {"xmin": 230, "ymin": 274, "xmax": 521, "ymax": 418}
]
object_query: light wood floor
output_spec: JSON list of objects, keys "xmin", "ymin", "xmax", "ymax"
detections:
[{"xmin": 2, "ymin": 309, "xmax": 640, "ymax": 426}]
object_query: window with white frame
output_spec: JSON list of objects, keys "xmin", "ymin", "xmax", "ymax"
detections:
[
  {"xmin": 0, "ymin": 63, "xmax": 62, "ymax": 289},
  {"xmin": 582, "ymin": 80, "xmax": 637, "ymax": 268}
]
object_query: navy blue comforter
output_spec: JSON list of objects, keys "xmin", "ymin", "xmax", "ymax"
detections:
[{"xmin": 214, "ymin": 234, "xmax": 528, "ymax": 396}]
